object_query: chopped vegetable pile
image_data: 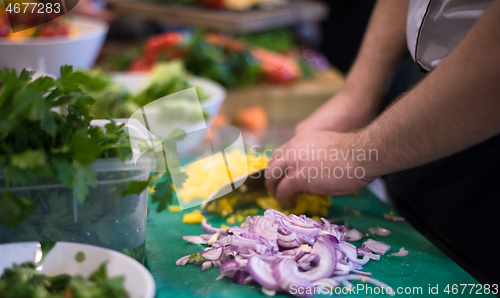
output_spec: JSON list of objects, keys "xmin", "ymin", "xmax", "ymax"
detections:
[
  {"xmin": 0, "ymin": 262, "xmax": 128, "ymax": 298},
  {"xmin": 177, "ymin": 209, "xmax": 408, "ymax": 297}
]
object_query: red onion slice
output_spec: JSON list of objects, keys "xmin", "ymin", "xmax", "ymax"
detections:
[
  {"xmin": 175, "ymin": 255, "xmax": 190, "ymax": 266},
  {"xmin": 247, "ymin": 256, "xmax": 280, "ymax": 291},
  {"xmin": 369, "ymin": 227, "xmax": 391, "ymax": 237},
  {"xmin": 272, "ymin": 259, "xmax": 314, "ymax": 298},
  {"xmin": 331, "ymin": 275, "xmax": 395, "ymax": 296},
  {"xmin": 384, "ymin": 213, "xmax": 405, "ymax": 222},
  {"xmin": 200, "ymin": 247, "xmax": 223, "ymax": 261},
  {"xmin": 200, "ymin": 261, "xmax": 213, "ymax": 271},
  {"xmin": 345, "ymin": 229, "xmax": 364, "ymax": 241},
  {"xmin": 296, "ymin": 237, "xmax": 336, "ymax": 281},
  {"xmin": 201, "ymin": 218, "xmax": 228, "ymax": 235},
  {"xmin": 390, "ymin": 247, "xmax": 409, "ymax": 257},
  {"xmin": 183, "ymin": 235, "xmax": 209, "ymax": 245},
  {"xmin": 362, "ymin": 239, "xmax": 391, "ymax": 255}
]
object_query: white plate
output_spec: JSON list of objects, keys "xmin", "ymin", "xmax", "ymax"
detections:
[{"xmin": 0, "ymin": 242, "xmax": 155, "ymax": 298}]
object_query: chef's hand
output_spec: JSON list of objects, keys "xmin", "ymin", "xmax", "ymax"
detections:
[
  {"xmin": 295, "ymin": 86, "xmax": 380, "ymax": 134},
  {"xmin": 264, "ymin": 130, "xmax": 377, "ymax": 208}
]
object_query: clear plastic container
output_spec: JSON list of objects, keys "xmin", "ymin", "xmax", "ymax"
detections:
[{"xmin": 0, "ymin": 158, "xmax": 152, "ymax": 264}]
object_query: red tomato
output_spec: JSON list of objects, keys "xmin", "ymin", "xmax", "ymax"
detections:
[
  {"xmin": 39, "ymin": 23, "xmax": 69, "ymax": 37},
  {"xmin": 128, "ymin": 56, "xmax": 155, "ymax": 72},
  {"xmin": 251, "ymin": 48, "xmax": 299, "ymax": 84},
  {"xmin": 145, "ymin": 32, "xmax": 184, "ymax": 57}
]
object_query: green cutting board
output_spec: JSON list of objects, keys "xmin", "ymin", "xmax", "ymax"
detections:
[{"xmin": 145, "ymin": 188, "xmax": 495, "ymax": 297}]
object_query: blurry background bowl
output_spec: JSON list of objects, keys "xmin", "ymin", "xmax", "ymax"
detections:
[
  {"xmin": 112, "ymin": 72, "xmax": 227, "ymax": 122},
  {"xmin": 113, "ymin": 72, "xmax": 227, "ymax": 154},
  {"xmin": 0, "ymin": 242, "xmax": 155, "ymax": 298},
  {"xmin": 0, "ymin": 16, "xmax": 108, "ymax": 75}
]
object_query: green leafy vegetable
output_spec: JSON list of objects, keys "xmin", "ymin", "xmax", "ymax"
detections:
[
  {"xmin": 75, "ymin": 251, "xmax": 86, "ymax": 263},
  {"xmin": 188, "ymin": 252, "xmax": 204, "ymax": 262},
  {"xmin": 239, "ymin": 29, "xmax": 295, "ymax": 53},
  {"xmin": 39, "ymin": 241, "xmax": 56, "ymax": 265},
  {"xmin": 0, "ymin": 261, "xmax": 128, "ymax": 298},
  {"xmin": 78, "ymin": 61, "xmax": 209, "ymax": 120}
]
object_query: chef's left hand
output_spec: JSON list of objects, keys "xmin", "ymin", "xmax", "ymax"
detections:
[{"xmin": 265, "ymin": 131, "xmax": 378, "ymax": 208}]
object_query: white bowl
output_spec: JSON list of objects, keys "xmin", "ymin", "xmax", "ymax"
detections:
[
  {"xmin": 112, "ymin": 72, "xmax": 227, "ymax": 121},
  {"xmin": 0, "ymin": 242, "xmax": 155, "ymax": 298},
  {"xmin": 112, "ymin": 73, "xmax": 226, "ymax": 154},
  {"xmin": 0, "ymin": 16, "xmax": 108, "ymax": 76}
]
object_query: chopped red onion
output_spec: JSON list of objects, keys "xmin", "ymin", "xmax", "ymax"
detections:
[
  {"xmin": 369, "ymin": 227, "xmax": 391, "ymax": 237},
  {"xmin": 182, "ymin": 235, "xmax": 209, "ymax": 245},
  {"xmin": 200, "ymin": 261, "xmax": 213, "ymax": 271},
  {"xmin": 331, "ymin": 274, "xmax": 395, "ymax": 296},
  {"xmin": 390, "ymin": 247, "xmax": 409, "ymax": 257},
  {"xmin": 201, "ymin": 218, "xmax": 229, "ymax": 235},
  {"xmin": 384, "ymin": 213, "xmax": 405, "ymax": 222},
  {"xmin": 345, "ymin": 228, "xmax": 364, "ymax": 241},
  {"xmin": 177, "ymin": 209, "xmax": 395, "ymax": 297},
  {"xmin": 175, "ymin": 255, "xmax": 190, "ymax": 266},
  {"xmin": 362, "ymin": 239, "xmax": 391, "ymax": 255},
  {"xmin": 200, "ymin": 247, "xmax": 223, "ymax": 261},
  {"xmin": 247, "ymin": 256, "xmax": 280, "ymax": 291}
]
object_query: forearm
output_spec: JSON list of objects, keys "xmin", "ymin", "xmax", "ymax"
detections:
[
  {"xmin": 343, "ymin": 0, "xmax": 409, "ymax": 103},
  {"xmin": 360, "ymin": 1, "xmax": 500, "ymax": 177}
]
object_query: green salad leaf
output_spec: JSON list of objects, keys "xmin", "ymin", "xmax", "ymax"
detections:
[{"xmin": 0, "ymin": 261, "xmax": 128, "ymax": 298}]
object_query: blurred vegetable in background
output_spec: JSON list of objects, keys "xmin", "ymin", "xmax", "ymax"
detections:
[
  {"xmin": 78, "ymin": 61, "xmax": 209, "ymax": 119},
  {"xmin": 105, "ymin": 29, "xmax": 315, "ymax": 87}
]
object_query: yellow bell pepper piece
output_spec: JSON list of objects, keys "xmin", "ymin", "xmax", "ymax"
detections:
[
  {"xmin": 168, "ymin": 205, "xmax": 182, "ymax": 212},
  {"xmin": 226, "ymin": 216, "xmax": 236, "ymax": 225},
  {"xmin": 182, "ymin": 210, "xmax": 205, "ymax": 224}
]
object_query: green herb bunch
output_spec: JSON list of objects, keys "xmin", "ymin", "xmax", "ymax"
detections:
[{"xmin": 0, "ymin": 66, "xmax": 174, "ymax": 230}]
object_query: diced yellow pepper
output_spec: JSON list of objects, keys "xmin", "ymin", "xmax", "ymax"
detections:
[
  {"xmin": 182, "ymin": 210, "xmax": 205, "ymax": 224},
  {"xmin": 206, "ymin": 203, "xmax": 216, "ymax": 212},
  {"xmin": 168, "ymin": 205, "xmax": 182, "ymax": 212},
  {"xmin": 318, "ymin": 195, "xmax": 331, "ymax": 207},
  {"xmin": 319, "ymin": 207, "xmax": 328, "ymax": 217},
  {"xmin": 220, "ymin": 224, "xmax": 230, "ymax": 229},
  {"xmin": 148, "ymin": 187, "xmax": 156, "ymax": 194},
  {"xmin": 256, "ymin": 197, "xmax": 282, "ymax": 211},
  {"xmin": 235, "ymin": 214, "xmax": 245, "ymax": 222},
  {"xmin": 240, "ymin": 222, "xmax": 245, "ymax": 227},
  {"xmin": 311, "ymin": 216, "xmax": 321, "ymax": 223},
  {"xmin": 291, "ymin": 195, "xmax": 309, "ymax": 215},
  {"xmin": 305, "ymin": 195, "xmax": 320, "ymax": 215},
  {"xmin": 242, "ymin": 208, "xmax": 258, "ymax": 215},
  {"xmin": 226, "ymin": 216, "xmax": 236, "ymax": 225}
]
